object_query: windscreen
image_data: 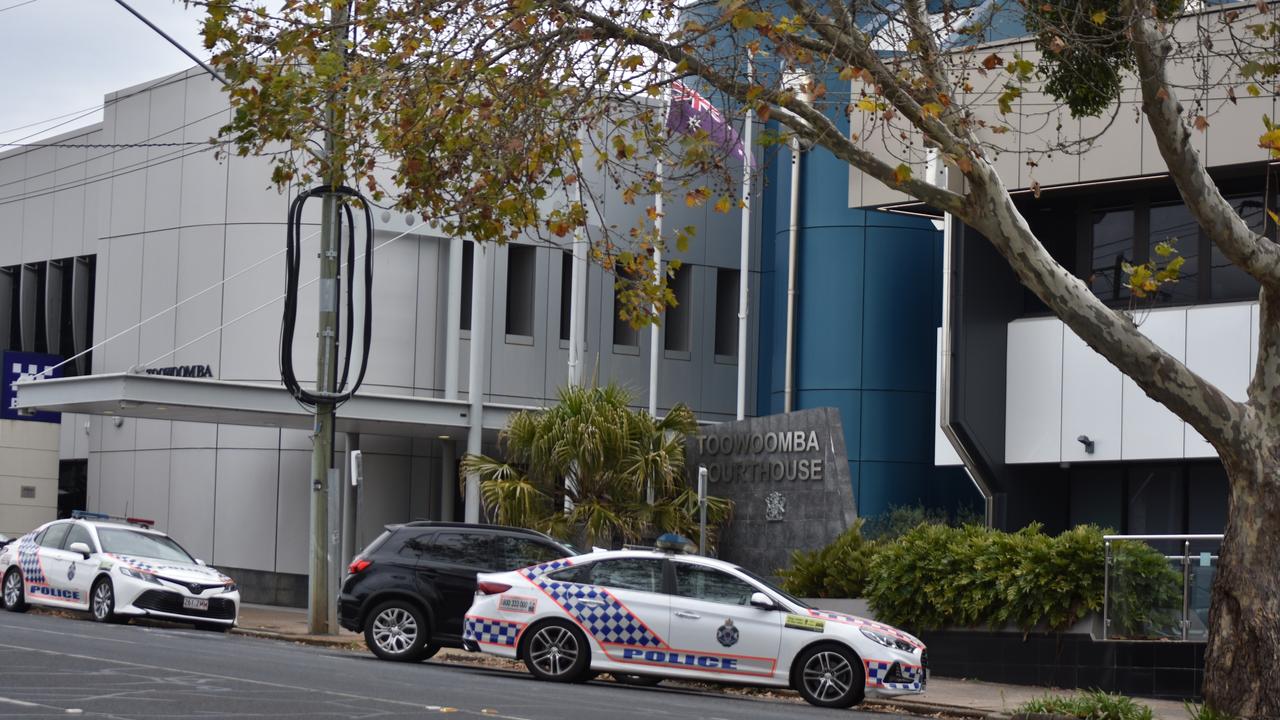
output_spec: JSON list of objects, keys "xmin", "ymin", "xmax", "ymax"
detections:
[
  {"xmin": 97, "ymin": 528, "xmax": 195, "ymax": 564},
  {"xmin": 736, "ymin": 566, "xmax": 811, "ymax": 609}
]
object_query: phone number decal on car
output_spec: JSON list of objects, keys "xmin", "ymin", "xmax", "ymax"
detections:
[{"xmin": 498, "ymin": 595, "xmax": 537, "ymax": 614}]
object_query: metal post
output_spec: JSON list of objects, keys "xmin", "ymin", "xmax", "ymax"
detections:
[
  {"xmin": 782, "ymin": 137, "xmax": 801, "ymax": 414},
  {"xmin": 343, "ymin": 440, "xmax": 360, "ymax": 572},
  {"xmin": 1181, "ymin": 539, "xmax": 1191, "ymax": 641},
  {"xmin": 649, "ymin": 162, "xmax": 663, "ymax": 418},
  {"xmin": 735, "ymin": 54, "xmax": 754, "ymax": 421},
  {"xmin": 308, "ymin": 0, "xmax": 351, "ymax": 635},
  {"xmin": 464, "ymin": 245, "xmax": 490, "ymax": 524},
  {"xmin": 697, "ymin": 465, "xmax": 708, "ymax": 556},
  {"xmin": 1102, "ymin": 539, "xmax": 1111, "ymax": 640}
]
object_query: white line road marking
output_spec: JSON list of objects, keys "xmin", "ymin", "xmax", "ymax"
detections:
[
  {"xmin": 0, "ymin": 696, "xmax": 40, "ymax": 707},
  {"xmin": 0, "ymin": 623, "xmax": 137, "ymax": 644},
  {"xmin": 0, "ymin": 642, "xmax": 533, "ymax": 720}
]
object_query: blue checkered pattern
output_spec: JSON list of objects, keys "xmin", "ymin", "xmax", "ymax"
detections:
[
  {"xmin": 864, "ymin": 660, "xmax": 923, "ymax": 691},
  {"xmin": 520, "ymin": 558, "xmax": 573, "ymax": 579},
  {"xmin": 531, "ymin": 578, "xmax": 663, "ymax": 647},
  {"xmin": 464, "ymin": 617, "xmax": 522, "ymax": 647},
  {"xmin": 17, "ymin": 535, "xmax": 44, "ymax": 584}
]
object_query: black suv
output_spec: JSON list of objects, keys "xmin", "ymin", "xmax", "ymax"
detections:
[{"xmin": 338, "ymin": 522, "xmax": 571, "ymax": 662}]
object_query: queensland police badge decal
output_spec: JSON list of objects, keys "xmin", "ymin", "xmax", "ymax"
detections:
[{"xmin": 716, "ymin": 619, "xmax": 739, "ymax": 647}]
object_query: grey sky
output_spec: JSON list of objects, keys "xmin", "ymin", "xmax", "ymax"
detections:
[{"xmin": 0, "ymin": 0, "xmax": 211, "ymax": 144}]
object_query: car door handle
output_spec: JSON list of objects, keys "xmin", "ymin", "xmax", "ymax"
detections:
[{"xmin": 674, "ymin": 610, "xmax": 700, "ymax": 620}]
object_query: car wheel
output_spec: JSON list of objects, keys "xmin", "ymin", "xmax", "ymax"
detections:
[
  {"xmin": 422, "ymin": 643, "xmax": 441, "ymax": 661},
  {"xmin": 90, "ymin": 577, "xmax": 127, "ymax": 624},
  {"xmin": 613, "ymin": 674, "xmax": 662, "ymax": 687},
  {"xmin": 2, "ymin": 569, "xmax": 27, "ymax": 612},
  {"xmin": 522, "ymin": 620, "xmax": 591, "ymax": 683},
  {"xmin": 364, "ymin": 601, "xmax": 431, "ymax": 662},
  {"xmin": 794, "ymin": 643, "xmax": 865, "ymax": 708}
]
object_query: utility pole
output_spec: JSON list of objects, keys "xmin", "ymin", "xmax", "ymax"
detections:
[{"xmin": 308, "ymin": 0, "xmax": 351, "ymax": 635}]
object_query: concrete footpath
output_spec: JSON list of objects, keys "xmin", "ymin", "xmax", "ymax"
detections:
[{"xmin": 235, "ymin": 604, "xmax": 1191, "ymax": 720}]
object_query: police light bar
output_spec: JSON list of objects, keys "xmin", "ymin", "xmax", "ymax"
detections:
[
  {"xmin": 655, "ymin": 533, "xmax": 694, "ymax": 554},
  {"xmin": 71, "ymin": 510, "xmax": 155, "ymax": 528}
]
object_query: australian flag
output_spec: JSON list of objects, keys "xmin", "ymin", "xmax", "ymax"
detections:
[{"xmin": 666, "ymin": 81, "xmax": 752, "ymax": 168}]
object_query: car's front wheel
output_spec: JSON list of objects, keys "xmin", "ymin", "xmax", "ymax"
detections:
[
  {"xmin": 365, "ymin": 600, "xmax": 431, "ymax": 662},
  {"xmin": 90, "ymin": 577, "xmax": 127, "ymax": 624},
  {"xmin": 2, "ymin": 569, "xmax": 27, "ymax": 612},
  {"xmin": 793, "ymin": 643, "xmax": 866, "ymax": 708},
  {"xmin": 522, "ymin": 620, "xmax": 591, "ymax": 683}
]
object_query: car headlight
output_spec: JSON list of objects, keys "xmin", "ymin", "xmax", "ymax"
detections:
[
  {"xmin": 221, "ymin": 581, "xmax": 238, "ymax": 593},
  {"xmin": 860, "ymin": 628, "xmax": 917, "ymax": 653},
  {"xmin": 119, "ymin": 566, "xmax": 161, "ymax": 584}
]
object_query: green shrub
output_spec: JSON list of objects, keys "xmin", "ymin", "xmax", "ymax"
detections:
[
  {"xmin": 777, "ymin": 519, "xmax": 876, "ymax": 598},
  {"xmin": 1017, "ymin": 690, "xmax": 1154, "ymax": 720},
  {"xmin": 1183, "ymin": 701, "xmax": 1239, "ymax": 720}
]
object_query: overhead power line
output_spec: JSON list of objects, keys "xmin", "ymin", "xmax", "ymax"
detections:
[
  {"xmin": 111, "ymin": 0, "xmax": 228, "ymax": 86},
  {"xmin": 0, "ymin": 140, "xmax": 223, "ymax": 149},
  {"xmin": 0, "ymin": 0, "xmax": 40, "ymax": 13}
]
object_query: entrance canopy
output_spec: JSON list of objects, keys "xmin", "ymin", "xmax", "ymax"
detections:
[{"xmin": 13, "ymin": 373, "xmax": 531, "ymax": 441}]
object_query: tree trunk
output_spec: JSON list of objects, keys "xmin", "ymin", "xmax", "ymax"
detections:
[
  {"xmin": 1202, "ymin": 453, "xmax": 1280, "ymax": 719},
  {"xmin": 1205, "ymin": 285, "xmax": 1280, "ymax": 718}
]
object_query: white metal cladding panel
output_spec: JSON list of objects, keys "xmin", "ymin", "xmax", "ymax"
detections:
[
  {"xmin": 274, "ymin": 449, "xmax": 310, "ymax": 575},
  {"xmin": 21, "ymin": 147, "xmax": 55, "ymax": 265},
  {"xmin": 225, "ymin": 151, "xmax": 288, "ymax": 226},
  {"xmin": 131, "ymin": 450, "xmax": 171, "ymax": 531},
  {"xmin": 1121, "ymin": 310, "xmax": 1187, "ymax": 460},
  {"xmin": 413, "ymin": 236, "xmax": 443, "ymax": 393},
  {"xmin": 1005, "ymin": 317, "xmax": 1064, "ymax": 463},
  {"xmin": 174, "ymin": 225, "xmax": 225, "ymax": 377},
  {"xmin": 219, "ymin": 225, "xmax": 285, "ymax": 382},
  {"xmin": 139, "ymin": 230, "xmax": 179, "ymax": 368},
  {"xmin": 1060, "ymin": 330, "xmax": 1123, "ymax": 463},
  {"xmin": 167, "ymin": 448, "xmax": 215, "ymax": 563},
  {"xmin": 216, "ymin": 425, "xmax": 280, "ymax": 451},
  {"xmin": 212, "ymin": 448, "xmax": 280, "ymax": 572},
  {"xmin": 361, "ymin": 236, "xmax": 424, "ymax": 391},
  {"xmin": 102, "ymin": 234, "xmax": 144, "ymax": 373},
  {"xmin": 135, "ymin": 419, "xmax": 172, "ymax": 451},
  {"xmin": 0, "ymin": 152, "xmax": 26, "ymax": 266},
  {"xmin": 1184, "ymin": 303, "xmax": 1253, "ymax": 458},
  {"xmin": 100, "ymin": 416, "xmax": 137, "ymax": 453},
  {"xmin": 96, "ymin": 451, "xmax": 136, "ymax": 517},
  {"xmin": 354, "ymin": 452, "xmax": 412, "ymax": 550},
  {"xmin": 51, "ymin": 143, "xmax": 88, "ymax": 260}
]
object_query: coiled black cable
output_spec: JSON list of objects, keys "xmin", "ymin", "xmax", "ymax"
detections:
[{"xmin": 280, "ymin": 184, "xmax": 374, "ymax": 408}]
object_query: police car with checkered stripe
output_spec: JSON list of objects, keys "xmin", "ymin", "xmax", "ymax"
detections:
[
  {"xmin": 462, "ymin": 535, "xmax": 925, "ymax": 708},
  {"xmin": 0, "ymin": 512, "xmax": 240, "ymax": 630}
]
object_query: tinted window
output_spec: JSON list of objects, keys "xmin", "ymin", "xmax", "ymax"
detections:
[
  {"xmin": 590, "ymin": 558, "xmax": 663, "ymax": 593},
  {"xmin": 394, "ymin": 531, "xmax": 434, "ymax": 560},
  {"xmin": 97, "ymin": 529, "xmax": 194, "ymax": 563},
  {"xmin": 1212, "ymin": 196, "xmax": 1264, "ymax": 302},
  {"xmin": 428, "ymin": 532, "xmax": 493, "ymax": 569},
  {"xmin": 1148, "ymin": 203, "xmax": 1199, "ymax": 304},
  {"xmin": 494, "ymin": 536, "xmax": 564, "ymax": 569},
  {"xmin": 40, "ymin": 524, "xmax": 70, "ymax": 549},
  {"xmin": 1087, "ymin": 208, "xmax": 1133, "ymax": 302},
  {"xmin": 674, "ymin": 564, "xmax": 756, "ymax": 606},
  {"xmin": 63, "ymin": 525, "xmax": 94, "ymax": 552},
  {"xmin": 545, "ymin": 563, "xmax": 592, "ymax": 584}
]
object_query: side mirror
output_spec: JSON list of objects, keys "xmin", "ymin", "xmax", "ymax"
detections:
[
  {"xmin": 68, "ymin": 542, "xmax": 91, "ymax": 559},
  {"xmin": 749, "ymin": 591, "xmax": 777, "ymax": 610},
  {"xmin": 196, "ymin": 559, "xmax": 207, "ymax": 566}
]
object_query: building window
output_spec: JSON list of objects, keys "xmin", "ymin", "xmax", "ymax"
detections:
[
  {"xmin": 505, "ymin": 245, "xmax": 536, "ymax": 338},
  {"xmin": 714, "ymin": 268, "xmax": 739, "ymax": 357},
  {"xmin": 559, "ymin": 252, "xmax": 572, "ymax": 342},
  {"xmin": 1147, "ymin": 203, "xmax": 1199, "ymax": 305},
  {"xmin": 1086, "ymin": 208, "xmax": 1133, "ymax": 303},
  {"xmin": 613, "ymin": 270, "xmax": 639, "ymax": 347},
  {"xmin": 1213, "ymin": 196, "xmax": 1264, "ymax": 302},
  {"xmin": 460, "ymin": 242, "xmax": 473, "ymax": 331},
  {"xmin": 664, "ymin": 264, "xmax": 692, "ymax": 353}
]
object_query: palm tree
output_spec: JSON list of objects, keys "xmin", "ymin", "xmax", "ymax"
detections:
[{"xmin": 461, "ymin": 383, "xmax": 732, "ymax": 550}]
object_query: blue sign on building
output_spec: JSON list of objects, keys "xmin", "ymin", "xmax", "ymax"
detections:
[{"xmin": 2, "ymin": 351, "xmax": 62, "ymax": 423}]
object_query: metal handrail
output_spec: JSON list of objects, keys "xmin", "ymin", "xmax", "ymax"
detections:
[{"xmin": 1103, "ymin": 534, "xmax": 1224, "ymax": 642}]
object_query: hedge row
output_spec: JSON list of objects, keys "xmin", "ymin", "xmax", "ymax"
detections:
[{"xmin": 778, "ymin": 522, "xmax": 1181, "ymax": 634}]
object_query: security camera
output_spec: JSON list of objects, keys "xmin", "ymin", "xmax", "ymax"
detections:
[{"xmin": 1076, "ymin": 435, "xmax": 1095, "ymax": 454}]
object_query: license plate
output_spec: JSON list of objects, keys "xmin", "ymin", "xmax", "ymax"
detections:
[{"xmin": 183, "ymin": 597, "xmax": 209, "ymax": 611}]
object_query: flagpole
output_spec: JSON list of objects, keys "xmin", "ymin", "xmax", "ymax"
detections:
[
  {"xmin": 735, "ymin": 54, "xmax": 754, "ymax": 421},
  {"xmin": 649, "ymin": 92, "xmax": 668, "ymax": 420}
]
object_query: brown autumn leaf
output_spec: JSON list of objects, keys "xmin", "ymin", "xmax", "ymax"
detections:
[
  {"xmin": 981, "ymin": 53, "xmax": 1003, "ymax": 71},
  {"xmin": 1194, "ymin": 115, "xmax": 1210, "ymax": 132},
  {"xmin": 1031, "ymin": 179, "xmax": 1042, "ymax": 199}
]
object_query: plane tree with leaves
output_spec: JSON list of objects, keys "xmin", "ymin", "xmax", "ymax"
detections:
[{"xmin": 202, "ymin": 0, "xmax": 1280, "ymax": 714}]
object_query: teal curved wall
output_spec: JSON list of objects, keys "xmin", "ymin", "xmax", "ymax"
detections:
[{"xmin": 755, "ymin": 121, "xmax": 976, "ymax": 518}]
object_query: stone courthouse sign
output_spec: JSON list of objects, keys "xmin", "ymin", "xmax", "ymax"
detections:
[{"xmin": 686, "ymin": 407, "xmax": 855, "ymax": 579}]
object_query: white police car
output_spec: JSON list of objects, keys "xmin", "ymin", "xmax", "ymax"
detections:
[
  {"xmin": 462, "ymin": 540, "xmax": 925, "ymax": 708},
  {"xmin": 0, "ymin": 512, "xmax": 240, "ymax": 630}
]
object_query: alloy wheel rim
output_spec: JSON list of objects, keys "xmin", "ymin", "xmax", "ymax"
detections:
[
  {"xmin": 802, "ymin": 651, "xmax": 855, "ymax": 702},
  {"xmin": 372, "ymin": 607, "xmax": 418, "ymax": 654},
  {"xmin": 93, "ymin": 583, "xmax": 112, "ymax": 619},
  {"xmin": 3, "ymin": 573, "xmax": 18, "ymax": 606},
  {"xmin": 529, "ymin": 626, "xmax": 578, "ymax": 677}
]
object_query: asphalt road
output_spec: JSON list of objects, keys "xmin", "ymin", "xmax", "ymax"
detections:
[{"xmin": 0, "ymin": 609, "xmax": 916, "ymax": 720}]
